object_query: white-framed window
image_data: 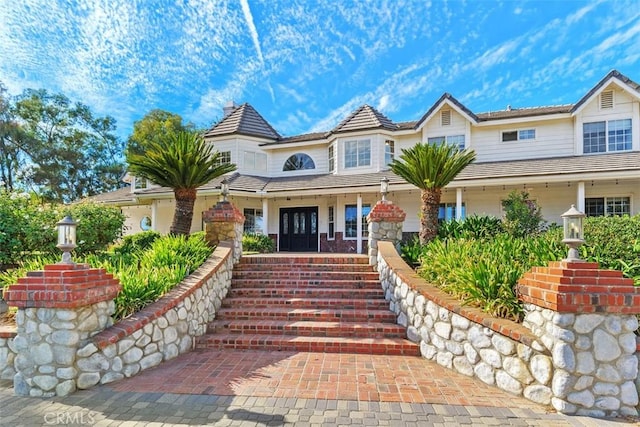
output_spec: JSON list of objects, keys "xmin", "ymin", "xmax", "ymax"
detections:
[
  {"xmin": 283, "ymin": 153, "xmax": 315, "ymax": 171},
  {"xmin": 583, "ymin": 119, "xmax": 632, "ymax": 153},
  {"xmin": 243, "ymin": 208, "xmax": 264, "ymax": 233},
  {"xmin": 344, "ymin": 204, "xmax": 371, "ymax": 238},
  {"xmin": 133, "ymin": 176, "xmax": 148, "ymax": 190},
  {"xmin": 438, "ymin": 202, "xmax": 465, "ymax": 222},
  {"xmin": 328, "ymin": 145, "xmax": 335, "ymax": 172},
  {"xmin": 244, "ymin": 151, "xmax": 267, "ymax": 172},
  {"xmin": 215, "ymin": 150, "xmax": 232, "ymax": 166},
  {"xmin": 344, "ymin": 139, "xmax": 371, "ymax": 168},
  {"xmin": 502, "ymin": 129, "xmax": 536, "ymax": 142},
  {"xmin": 328, "ymin": 206, "xmax": 335, "ymax": 240},
  {"xmin": 427, "ymin": 135, "xmax": 465, "ymax": 150},
  {"xmin": 384, "ymin": 140, "xmax": 395, "ymax": 166},
  {"xmin": 584, "ymin": 197, "xmax": 630, "ymax": 217}
]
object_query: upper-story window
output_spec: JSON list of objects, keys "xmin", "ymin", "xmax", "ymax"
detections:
[
  {"xmin": 344, "ymin": 139, "xmax": 371, "ymax": 168},
  {"xmin": 283, "ymin": 153, "xmax": 315, "ymax": 171},
  {"xmin": 214, "ymin": 150, "xmax": 232, "ymax": 166},
  {"xmin": 244, "ymin": 151, "xmax": 267, "ymax": 172},
  {"xmin": 428, "ymin": 135, "xmax": 465, "ymax": 150},
  {"xmin": 502, "ymin": 129, "xmax": 535, "ymax": 142},
  {"xmin": 583, "ymin": 119, "xmax": 632, "ymax": 153},
  {"xmin": 384, "ymin": 140, "xmax": 395, "ymax": 166},
  {"xmin": 328, "ymin": 145, "xmax": 335, "ymax": 172}
]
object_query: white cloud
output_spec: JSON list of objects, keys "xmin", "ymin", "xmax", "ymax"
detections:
[{"xmin": 240, "ymin": 0, "xmax": 264, "ymax": 66}]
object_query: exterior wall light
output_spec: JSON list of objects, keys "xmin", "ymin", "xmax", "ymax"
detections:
[
  {"xmin": 56, "ymin": 215, "xmax": 77, "ymax": 264},
  {"xmin": 380, "ymin": 176, "xmax": 390, "ymax": 202},
  {"xmin": 561, "ymin": 204, "xmax": 585, "ymax": 261},
  {"xmin": 221, "ymin": 177, "xmax": 229, "ymax": 202}
]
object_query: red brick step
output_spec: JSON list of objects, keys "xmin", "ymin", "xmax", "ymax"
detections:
[
  {"xmin": 228, "ymin": 287, "xmax": 385, "ymax": 299},
  {"xmin": 211, "ymin": 319, "xmax": 408, "ymax": 338},
  {"xmin": 221, "ymin": 297, "xmax": 390, "ymax": 310}
]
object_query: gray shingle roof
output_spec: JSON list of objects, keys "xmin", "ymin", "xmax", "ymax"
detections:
[
  {"xmin": 332, "ymin": 105, "xmax": 397, "ymax": 133},
  {"xmin": 476, "ymin": 105, "xmax": 572, "ymax": 121},
  {"xmin": 83, "ymin": 186, "xmax": 137, "ymax": 204},
  {"xmin": 415, "ymin": 93, "xmax": 479, "ymax": 129},
  {"xmin": 204, "ymin": 103, "xmax": 280, "ymax": 140},
  {"xmin": 572, "ymin": 69, "xmax": 640, "ymax": 113}
]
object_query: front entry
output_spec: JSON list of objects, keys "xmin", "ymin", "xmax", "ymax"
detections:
[{"xmin": 279, "ymin": 207, "xmax": 318, "ymax": 252}]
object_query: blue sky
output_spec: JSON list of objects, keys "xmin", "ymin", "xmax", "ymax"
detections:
[{"xmin": 1, "ymin": 0, "xmax": 639, "ymax": 139}]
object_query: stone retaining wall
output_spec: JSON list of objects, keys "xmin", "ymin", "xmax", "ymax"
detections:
[
  {"xmin": 375, "ymin": 241, "xmax": 555, "ymax": 405},
  {"xmin": 0, "ymin": 332, "xmax": 16, "ymax": 380}
]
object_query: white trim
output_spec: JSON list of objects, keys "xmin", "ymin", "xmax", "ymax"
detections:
[
  {"xmin": 456, "ymin": 188, "xmax": 463, "ymax": 220},
  {"xmin": 356, "ymin": 194, "xmax": 363, "ymax": 254}
]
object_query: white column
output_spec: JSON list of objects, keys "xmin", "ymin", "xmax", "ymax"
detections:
[
  {"xmin": 577, "ymin": 181, "xmax": 585, "ymax": 212},
  {"xmin": 151, "ymin": 201, "xmax": 157, "ymax": 231},
  {"xmin": 356, "ymin": 194, "xmax": 363, "ymax": 254},
  {"xmin": 456, "ymin": 188, "xmax": 463, "ymax": 220},
  {"xmin": 262, "ymin": 198, "xmax": 269, "ymax": 235}
]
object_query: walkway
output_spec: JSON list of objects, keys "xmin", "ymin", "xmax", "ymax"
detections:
[{"xmin": 1, "ymin": 348, "xmax": 637, "ymax": 426}]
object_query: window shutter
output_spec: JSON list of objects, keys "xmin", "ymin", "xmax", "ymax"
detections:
[
  {"xmin": 600, "ymin": 91, "xmax": 614, "ymax": 109},
  {"xmin": 441, "ymin": 110, "xmax": 452, "ymax": 126}
]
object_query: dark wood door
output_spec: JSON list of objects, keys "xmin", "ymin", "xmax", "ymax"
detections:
[{"xmin": 279, "ymin": 207, "xmax": 318, "ymax": 252}]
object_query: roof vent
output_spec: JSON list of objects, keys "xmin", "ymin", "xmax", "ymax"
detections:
[
  {"xmin": 600, "ymin": 91, "xmax": 614, "ymax": 109},
  {"xmin": 441, "ymin": 110, "xmax": 451, "ymax": 126},
  {"xmin": 506, "ymin": 104, "xmax": 512, "ymax": 111},
  {"xmin": 223, "ymin": 100, "xmax": 238, "ymax": 117}
]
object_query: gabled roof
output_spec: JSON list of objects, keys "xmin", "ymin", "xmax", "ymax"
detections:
[
  {"xmin": 415, "ymin": 93, "xmax": 479, "ymax": 130},
  {"xmin": 571, "ymin": 69, "xmax": 640, "ymax": 114},
  {"xmin": 331, "ymin": 104, "xmax": 397, "ymax": 133},
  {"xmin": 205, "ymin": 103, "xmax": 280, "ymax": 140}
]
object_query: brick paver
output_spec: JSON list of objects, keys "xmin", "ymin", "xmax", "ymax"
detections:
[{"xmin": 2, "ymin": 348, "xmax": 634, "ymax": 426}]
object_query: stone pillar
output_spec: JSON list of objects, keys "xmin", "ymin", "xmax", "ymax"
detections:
[
  {"xmin": 3, "ymin": 263, "xmax": 120, "ymax": 397},
  {"xmin": 517, "ymin": 261, "xmax": 640, "ymax": 417},
  {"xmin": 202, "ymin": 200, "xmax": 245, "ymax": 263},
  {"xmin": 366, "ymin": 200, "xmax": 406, "ymax": 266}
]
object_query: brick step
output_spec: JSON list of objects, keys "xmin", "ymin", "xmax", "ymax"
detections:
[
  {"xmin": 221, "ymin": 297, "xmax": 389, "ymax": 310},
  {"xmin": 232, "ymin": 271, "xmax": 380, "ymax": 281},
  {"xmin": 240, "ymin": 256, "xmax": 369, "ymax": 265},
  {"xmin": 234, "ymin": 263, "xmax": 375, "ymax": 272},
  {"xmin": 196, "ymin": 334, "xmax": 420, "ymax": 356},
  {"xmin": 216, "ymin": 307, "xmax": 397, "ymax": 322},
  {"xmin": 230, "ymin": 279, "xmax": 382, "ymax": 289},
  {"xmin": 228, "ymin": 287, "xmax": 385, "ymax": 299},
  {"xmin": 208, "ymin": 319, "xmax": 408, "ymax": 338}
]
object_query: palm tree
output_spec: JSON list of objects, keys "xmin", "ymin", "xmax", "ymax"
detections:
[
  {"xmin": 127, "ymin": 131, "xmax": 237, "ymax": 235},
  {"xmin": 390, "ymin": 142, "xmax": 476, "ymax": 244}
]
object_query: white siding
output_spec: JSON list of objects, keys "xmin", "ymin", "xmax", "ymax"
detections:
[
  {"xmin": 269, "ymin": 144, "xmax": 328, "ymax": 177},
  {"xmin": 421, "ymin": 108, "xmax": 468, "ymax": 144},
  {"xmin": 121, "ymin": 205, "xmax": 152, "ymax": 234}
]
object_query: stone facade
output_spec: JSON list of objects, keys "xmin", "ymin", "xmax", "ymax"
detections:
[
  {"xmin": 0, "ymin": 335, "xmax": 16, "ymax": 380},
  {"xmin": 203, "ymin": 200, "xmax": 245, "ymax": 263},
  {"xmin": 366, "ymin": 200, "xmax": 406, "ymax": 266}
]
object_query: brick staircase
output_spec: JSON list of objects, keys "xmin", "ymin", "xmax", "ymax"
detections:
[{"xmin": 196, "ymin": 255, "xmax": 420, "ymax": 355}]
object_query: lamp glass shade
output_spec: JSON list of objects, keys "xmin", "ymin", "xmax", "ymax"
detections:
[
  {"xmin": 380, "ymin": 177, "xmax": 389, "ymax": 196},
  {"xmin": 561, "ymin": 204, "xmax": 585, "ymax": 241},
  {"xmin": 221, "ymin": 178, "xmax": 229, "ymax": 197},
  {"xmin": 56, "ymin": 216, "xmax": 77, "ymax": 247}
]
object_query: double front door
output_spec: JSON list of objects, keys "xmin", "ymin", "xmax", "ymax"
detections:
[{"xmin": 279, "ymin": 207, "xmax": 318, "ymax": 252}]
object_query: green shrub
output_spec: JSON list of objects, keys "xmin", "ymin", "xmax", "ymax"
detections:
[
  {"xmin": 501, "ymin": 191, "xmax": 546, "ymax": 238},
  {"xmin": 437, "ymin": 215, "xmax": 503, "ymax": 240},
  {"xmin": 243, "ymin": 233, "xmax": 275, "ymax": 253},
  {"xmin": 400, "ymin": 235, "xmax": 426, "ymax": 267},
  {"xmin": 112, "ymin": 231, "xmax": 161, "ymax": 256}
]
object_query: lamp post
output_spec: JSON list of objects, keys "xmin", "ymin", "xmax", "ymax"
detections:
[
  {"xmin": 56, "ymin": 215, "xmax": 77, "ymax": 264},
  {"xmin": 221, "ymin": 177, "xmax": 229, "ymax": 202},
  {"xmin": 561, "ymin": 204, "xmax": 585, "ymax": 262},
  {"xmin": 380, "ymin": 176, "xmax": 390, "ymax": 202}
]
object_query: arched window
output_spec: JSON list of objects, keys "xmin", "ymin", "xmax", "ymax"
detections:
[{"xmin": 283, "ymin": 153, "xmax": 315, "ymax": 171}]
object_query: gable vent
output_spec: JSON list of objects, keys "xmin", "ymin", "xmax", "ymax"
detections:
[
  {"xmin": 441, "ymin": 110, "xmax": 452, "ymax": 126},
  {"xmin": 600, "ymin": 91, "xmax": 614, "ymax": 109}
]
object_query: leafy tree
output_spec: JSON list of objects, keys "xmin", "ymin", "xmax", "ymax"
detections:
[
  {"xmin": 127, "ymin": 131, "xmax": 237, "ymax": 235},
  {"xmin": 126, "ymin": 109, "xmax": 194, "ymax": 157},
  {"xmin": 0, "ymin": 84, "xmax": 32, "ymax": 193},
  {"xmin": 390, "ymin": 142, "xmax": 476, "ymax": 244},
  {"xmin": 501, "ymin": 190, "xmax": 546, "ymax": 238}
]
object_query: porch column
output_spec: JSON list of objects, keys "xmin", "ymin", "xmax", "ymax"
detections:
[
  {"xmin": 577, "ymin": 181, "xmax": 585, "ymax": 212},
  {"xmin": 456, "ymin": 188, "xmax": 463, "ymax": 220},
  {"xmin": 151, "ymin": 202, "xmax": 158, "ymax": 232},
  {"xmin": 262, "ymin": 198, "xmax": 269, "ymax": 235},
  {"xmin": 356, "ymin": 194, "xmax": 363, "ymax": 254}
]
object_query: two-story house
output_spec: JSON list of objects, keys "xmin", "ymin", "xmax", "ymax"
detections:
[{"xmin": 96, "ymin": 70, "xmax": 640, "ymax": 253}]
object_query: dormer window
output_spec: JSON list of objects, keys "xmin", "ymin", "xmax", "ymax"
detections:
[
  {"xmin": 441, "ymin": 110, "xmax": 452, "ymax": 126},
  {"xmin": 283, "ymin": 153, "xmax": 315, "ymax": 171},
  {"xmin": 600, "ymin": 91, "xmax": 614, "ymax": 109}
]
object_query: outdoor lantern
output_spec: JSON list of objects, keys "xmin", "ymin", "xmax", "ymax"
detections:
[
  {"xmin": 561, "ymin": 204, "xmax": 585, "ymax": 261},
  {"xmin": 380, "ymin": 176, "xmax": 390, "ymax": 201},
  {"xmin": 56, "ymin": 215, "xmax": 77, "ymax": 264},
  {"xmin": 221, "ymin": 177, "xmax": 229, "ymax": 202}
]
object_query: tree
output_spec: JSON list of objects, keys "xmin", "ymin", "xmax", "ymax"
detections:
[
  {"xmin": 126, "ymin": 109, "xmax": 194, "ymax": 157},
  {"xmin": 390, "ymin": 142, "xmax": 476, "ymax": 245},
  {"xmin": 3, "ymin": 87, "xmax": 125, "ymax": 202},
  {"xmin": 501, "ymin": 190, "xmax": 546, "ymax": 237},
  {"xmin": 127, "ymin": 131, "xmax": 237, "ymax": 235}
]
